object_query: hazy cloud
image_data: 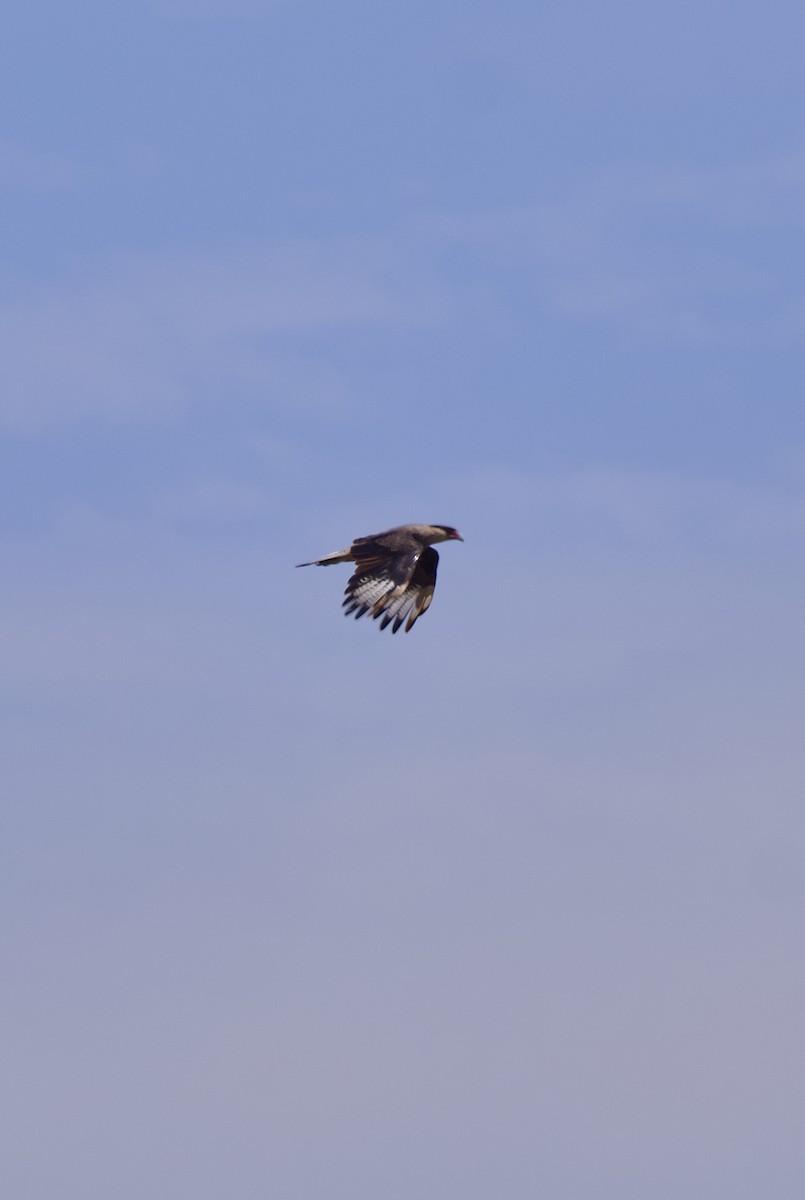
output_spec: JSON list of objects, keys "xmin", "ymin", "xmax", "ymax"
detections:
[
  {"xmin": 3, "ymin": 148, "xmax": 803, "ymax": 437},
  {"xmin": 0, "ymin": 235, "xmax": 454, "ymax": 432},
  {"xmin": 0, "ymin": 141, "xmax": 80, "ymax": 190},
  {"xmin": 438, "ymin": 149, "xmax": 805, "ymax": 339}
]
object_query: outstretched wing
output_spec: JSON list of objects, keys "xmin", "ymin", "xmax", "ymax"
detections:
[{"xmin": 343, "ymin": 546, "xmax": 439, "ymax": 634}]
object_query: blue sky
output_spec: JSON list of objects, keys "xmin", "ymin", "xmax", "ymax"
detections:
[{"xmin": 3, "ymin": 3, "xmax": 805, "ymax": 1198}]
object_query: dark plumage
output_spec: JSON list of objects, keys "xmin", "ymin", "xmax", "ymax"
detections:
[{"xmin": 297, "ymin": 523, "xmax": 463, "ymax": 633}]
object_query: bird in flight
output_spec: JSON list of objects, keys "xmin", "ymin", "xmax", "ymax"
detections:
[{"xmin": 297, "ymin": 523, "xmax": 463, "ymax": 633}]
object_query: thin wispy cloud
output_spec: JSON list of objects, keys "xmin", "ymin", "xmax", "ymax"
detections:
[
  {"xmin": 3, "ymin": 148, "xmax": 802, "ymax": 436},
  {"xmin": 0, "ymin": 140, "xmax": 80, "ymax": 190},
  {"xmin": 436, "ymin": 149, "xmax": 805, "ymax": 340},
  {"xmin": 156, "ymin": 0, "xmax": 278, "ymax": 17},
  {"xmin": 0, "ymin": 236, "xmax": 454, "ymax": 431}
]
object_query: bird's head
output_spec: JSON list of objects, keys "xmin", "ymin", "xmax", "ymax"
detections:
[{"xmin": 427, "ymin": 524, "xmax": 464, "ymax": 544}]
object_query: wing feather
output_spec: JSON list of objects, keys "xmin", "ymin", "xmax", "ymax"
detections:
[{"xmin": 343, "ymin": 547, "xmax": 439, "ymax": 634}]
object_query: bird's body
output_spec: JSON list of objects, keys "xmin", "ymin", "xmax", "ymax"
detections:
[{"xmin": 297, "ymin": 523, "xmax": 463, "ymax": 633}]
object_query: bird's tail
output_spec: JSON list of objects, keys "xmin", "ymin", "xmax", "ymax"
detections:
[{"xmin": 295, "ymin": 546, "xmax": 353, "ymax": 568}]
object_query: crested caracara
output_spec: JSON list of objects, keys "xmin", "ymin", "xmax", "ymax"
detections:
[{"xmin": 297, "ymin": 523, "xmax": 463, "ymax": 633}]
